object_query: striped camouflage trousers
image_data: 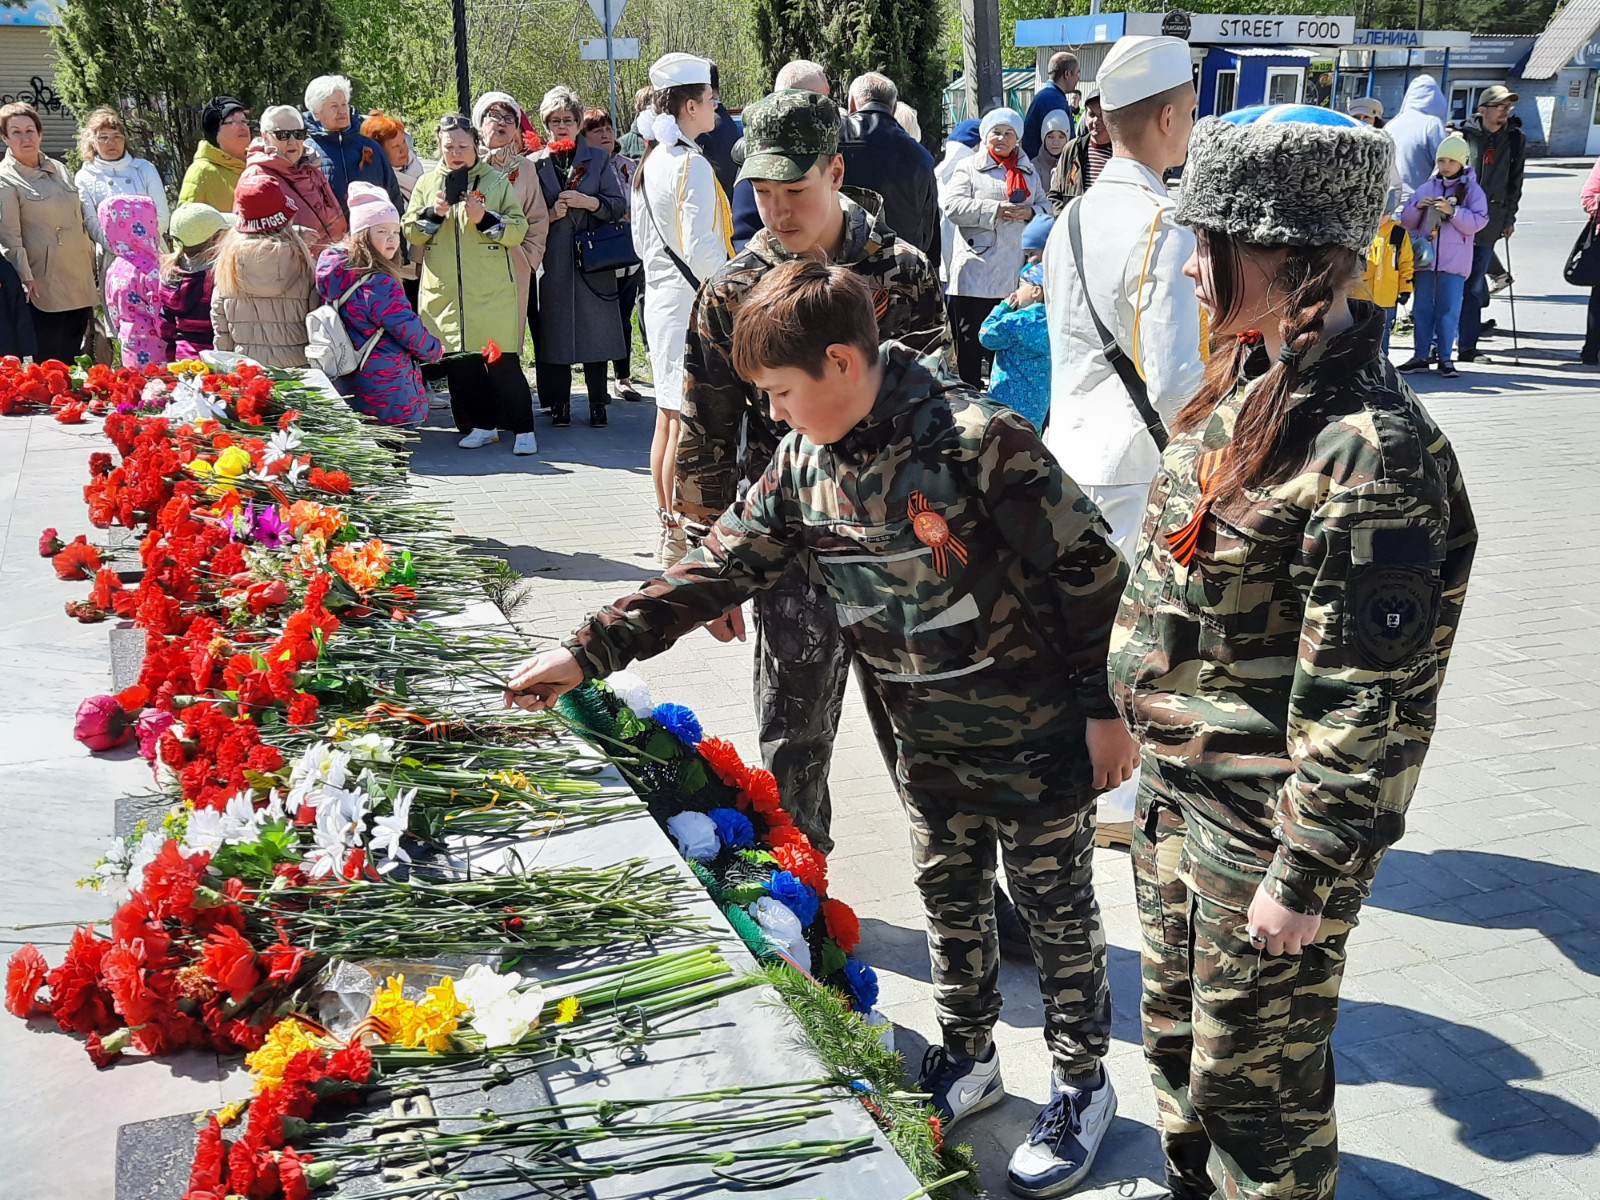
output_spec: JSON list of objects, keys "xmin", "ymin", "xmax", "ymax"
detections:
[{"xmin": 1133, "ymin": 783, "xmax": 1372, "ymax": 1200}]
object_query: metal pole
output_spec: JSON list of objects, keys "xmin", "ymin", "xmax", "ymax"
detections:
[
  {"xmin": 1440, "ymin": 47, "xmax": 1451, "ymax": 96},
  {"xmin": 452, "ymin": 0, "xmax": 470, "ymax": 116},
  {"xmin": 605, "ymin": 0, "xmax": 618, "ymax": 130}
]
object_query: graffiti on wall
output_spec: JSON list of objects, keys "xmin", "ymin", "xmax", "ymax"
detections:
[{"xmin": 0, "ymin": 76, "xmax": 70, "ymax": 117}]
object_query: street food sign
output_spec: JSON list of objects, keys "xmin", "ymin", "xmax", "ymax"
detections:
[{"xmin": 1180, "ymin": 13, "xmax": 1355, "ymax": 44}]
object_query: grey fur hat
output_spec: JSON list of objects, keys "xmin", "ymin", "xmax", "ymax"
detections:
[{"xmin": 1174, "ymin": 107, "xmax": 1396, "ymax": 252}]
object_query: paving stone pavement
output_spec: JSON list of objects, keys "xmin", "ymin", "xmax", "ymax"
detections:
[{"xmin": 0, "ymin": 163, "xmax": 1594, "ymax": 1199}]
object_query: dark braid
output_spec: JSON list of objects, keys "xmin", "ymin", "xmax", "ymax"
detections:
[{"xmin": 1175, "ymin": 229, "xmax": 1359, "ymax": 500}]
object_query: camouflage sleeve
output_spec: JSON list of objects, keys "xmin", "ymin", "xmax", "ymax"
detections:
[
  {"xmin": 675, "ymin": 280, "xmax": 751, "ymax": 540},
  {"xmin": 565, "ymin": 459, "xmax": 799, "ymax": 678},
  {"xmin": 1263, "ymin": 469, "xmax": 1475, "ymax": 916},
  {"xmin": 974, "ymin": 410, "xmax": 1128, "ymax": 719},
  {"xmin": 885, "ymin": 248, "xmax": 953, "ymax": 363}
]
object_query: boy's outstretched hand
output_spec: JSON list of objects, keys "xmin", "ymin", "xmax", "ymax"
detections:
[
  {"xmin": 504, "ymin": 648, "xmax": 585, "ymax": 711},
  {"xmin": 1086, "ymin": 717, "xmax": 1140, "ymax": 792}
]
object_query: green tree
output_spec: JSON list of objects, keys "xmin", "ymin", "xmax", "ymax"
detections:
[
  {"xmin": 753, "ymin": 0, "xmax": 947, "ymax": 147},
  {"xmin": 52, "ymin": 0, "xmax": 344, "ymax": 187}
]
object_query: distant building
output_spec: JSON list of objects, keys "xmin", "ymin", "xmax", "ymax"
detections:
[{"xmin": 0, "ymin": 2, "xmax": 74, "ymax": 159}]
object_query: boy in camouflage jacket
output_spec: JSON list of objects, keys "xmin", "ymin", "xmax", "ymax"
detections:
[{"xmin": 509, "ymin": 260, "xmax": 1137, "ymax": 1188}]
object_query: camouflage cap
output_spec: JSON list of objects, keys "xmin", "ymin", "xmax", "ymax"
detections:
[{"xmin": 737, "ymin": 89, "xmax": 841, "ymax": 183}]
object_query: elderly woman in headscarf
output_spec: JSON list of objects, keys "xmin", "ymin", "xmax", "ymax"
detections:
[
  {"xmin": 473, "ymin": 90, "xmax": 550, "ymax": 366},
  {"xmin": 1032, "ymin": 108, "xmax": 1073, "ymax": 189},
  {"xmin": 940, "ymin": 106, "xmax": 1049, "ymax": 387}
]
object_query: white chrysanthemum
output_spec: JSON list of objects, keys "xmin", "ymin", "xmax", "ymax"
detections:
[
  {"xmin": 368, "ymin": 789, "xmax": 414, "ymax": 867},
  {"xmin": 183, "ymin": 807, "xmax": 227, "ymax": 854},
  {"xmin": 291, "ymin": 742, "xmax": 351, "ymax": 790}
]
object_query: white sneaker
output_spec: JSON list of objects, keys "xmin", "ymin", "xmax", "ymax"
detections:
[
  {"xmin": 1007, "ymin": 1068, "xmax": 1117, "ymax": 1198},
  {"xmin": 512, "ymin": 432, "xmax": 539, "ymax": 455},
  {"xmin": 458, "ymin": 428, "xmax": 499, "ymax": 449},
  {"xmin": 917, "ymin": 1044, "xmax": 1004, "ymax": 1130}
]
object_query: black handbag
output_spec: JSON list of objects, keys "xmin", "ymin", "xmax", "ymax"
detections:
[
  {"xmin": 1564, "ymin": 216, "xmax": 1600, "ymax": 288},
  {"xmin": 575, "ymin": 220, "xmax": 641, "ymax": 275}
]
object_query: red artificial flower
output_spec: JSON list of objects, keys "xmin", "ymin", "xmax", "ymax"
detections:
[
  {"xmin": 821, "ymin": 898, "xmax": 861, "ymax": 953},
  {"xmin": 5, "ymin": 943, "xmax": 47, "ymax": 1017},
  {"xmin": 38, "ymin": 527, "xmax": 62, "ymax": 557},
  {"xmin": 697, "ymin": 736, "xmax": 750, "ymax": 790},
  {"xmin": 89, "ymin": 451, "xmax": 114, "ymax": 477},
  {"xmin": 481, "ymin": 337, "xmax": 502, "ymax": 365},
  {"xmin": 52, "ymin": 535, "xmax": 101, "ymax": 579},
  {"xmin": 200, "ymin": 927, "xmax": 260, "ymax": 1003},
  {"xmin": 277, "ymin": 409, "xmax": 301, "ymax": 430},
  {"xmin": 773, "ymin": 841, "xmax": 828, "ymax": 893}
]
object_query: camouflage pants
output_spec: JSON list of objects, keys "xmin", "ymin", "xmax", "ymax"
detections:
[
  {"xmin": 752, "ymin": 561, "xmax": 898, "ymax": 855},
  {"xmin": 1133, "ymin": 794, "xmax": 1366, "ymax": 1200},
  {"xmin": 902, "ymin": 789, "xmax": 1109, "ymax": 1077}
]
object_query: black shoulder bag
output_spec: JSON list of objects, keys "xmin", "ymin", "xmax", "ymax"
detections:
[
  {"xmin": 637, "ymin": 157, "xmax": 702, "ymax": 290},
  {"xmin": 1067, "ymin": 197, "xmax": 1168, "ymax": 453}
]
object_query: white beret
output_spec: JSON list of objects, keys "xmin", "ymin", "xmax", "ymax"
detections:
[{"xmin": 649, "ymin": 52, "xmax": 712, "ymax": 89}]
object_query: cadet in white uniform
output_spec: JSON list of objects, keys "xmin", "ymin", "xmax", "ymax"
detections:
[
  {"xmin": 1042, "ymin": 34, "xmax": 1204, "ymax": 558},
  {"xmin": 1042, "ymin": 35, "xmax": 1203, "ymax": 835}
]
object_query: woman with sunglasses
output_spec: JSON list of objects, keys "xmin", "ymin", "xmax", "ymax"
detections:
[
  {"xmin": 403, "ymin": 113, "xmax": 536, "ymax": 454},
  {"xmin": 238, "ymin": 106, "xmax": 347, "ymax": 253}
]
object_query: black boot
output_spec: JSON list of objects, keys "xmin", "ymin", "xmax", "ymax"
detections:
[
  {"xmin": 551, "ymin": 400, "xmax": 571, "ymax": 428},
  {"xmin": 996, "ymin": 884, "xmax": 1032, "ymax": 961},
  {"xmin": 589, "ymin": 398, "xmax": 608, "ymax": 427}
]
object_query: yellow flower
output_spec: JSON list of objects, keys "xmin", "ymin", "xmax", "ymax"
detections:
[
  {"xmin": 368, "ymin": 974, "xmax": 466, "ymax": 1053},
  {"xmin": 215, "ymin": 1099, "xmax": 247, "ymax": 1128},
  {"xmin": 245, "ymin": 1018, "xmax": 322, "ymax": 1092},
  {"xmin": 214, "ymin": 445, "xmax": 253, "ymax": 479},
  {"xmin": 553, "ymin": 996, "xmax": 581, "ymax": 1025}
]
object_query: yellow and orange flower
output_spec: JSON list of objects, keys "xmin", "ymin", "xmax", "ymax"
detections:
[
  {"xmin": 329, "ymin": 538, "xmax": 393, "ymax": 594},
  {"xmin": 287, "ymin": 500, "xmax": 345, "ymax": 541},
  {"xmin": 244, "ymin": 1017, "xmax": 323, "ymax": 1092},
  {"xmin": 368, "ymin": 974, "xmax": 466, "ymax": 1053}
]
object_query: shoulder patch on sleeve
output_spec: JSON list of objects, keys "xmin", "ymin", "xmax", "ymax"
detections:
[{"xmin": 1348, "ymin": 565, "xmax": 1440, "ymax": 667}]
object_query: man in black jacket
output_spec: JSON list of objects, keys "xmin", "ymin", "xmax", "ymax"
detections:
[
  {"xmin": 696, "ymin": 61, "xmax": 742, "ymax": 198},
  {"xmin": 1458, "ymin": 85, "xmax": 1525, "ymax": 361},
  {"xmin": 839, "ymin": 72, "xmax": 940, "ymax": 271}
]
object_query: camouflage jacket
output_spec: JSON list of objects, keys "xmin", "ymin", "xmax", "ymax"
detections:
[
  {"xmin": 1110, "ymin": 303, "xmax": 1476, "ymax": 916},
  {"xmin": 573, "ymin": 344, "xmax": 1127, "ymax": 811},
  {"xmin": 674, "ymin": 192, "xmax": 950, "ymax": 542}
]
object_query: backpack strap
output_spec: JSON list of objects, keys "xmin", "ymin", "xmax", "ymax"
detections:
[{"xmin": 333, "ymin": 272, "xmax": 385, "ymax": 369}]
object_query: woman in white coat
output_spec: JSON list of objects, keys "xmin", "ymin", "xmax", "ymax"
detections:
[
  {"xmin": 941, "ymin": 107, "xmax": 1049, "ymax": 388},
  {"xmin": 631, "ymin": 51, "xmax": 732, "ymax": 564}
]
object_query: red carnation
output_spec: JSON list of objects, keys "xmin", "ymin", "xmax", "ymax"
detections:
[
  {"xmin": 52, "ymin": 535, "xmax": 101, "ymax": 580},
  {"xmin": 5, "ymin": 943, "xmax": 47, "ymax": 1017},
  {"xmin": 821, "ymin": 898, "xmax": 861, "ymax": 953},
  {"xmin": 287, "ymin": 692, "xmax": 319, "ymax": 726},
  {"xmin": 200, "ymin": 927, "xmax": 260, "ymax": 1003},
  {"xmin": 325, "ymin": 1040, "xmax": 373, "ymax": 1083},
  {"xmin": 307, "ymin": 467, "xmax": 351, "ymax": 494},
  {"xmin": 38, "ymin": 527, "xmax": 62, "ymax": 557},
  {"xmin": 86, "ymin": 1030, "xmax": 124, "ymax": 1068},
  {"xmin": 46, "ymin": 927, "xmax": 119, "ymax": 1035},
  {"xmin": 189, "ymin": 1116, "xmax": 227, "ymax": 1194}
]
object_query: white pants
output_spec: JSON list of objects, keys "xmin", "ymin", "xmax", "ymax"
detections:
[{"xmin": 1086, "ymin": 481, "xmax": 1151, "ymax": 827}]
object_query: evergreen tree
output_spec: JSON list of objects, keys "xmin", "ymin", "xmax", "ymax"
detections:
[{"xmin": 52, "ymin": 0, "xmax": 344, "ymax": 186}]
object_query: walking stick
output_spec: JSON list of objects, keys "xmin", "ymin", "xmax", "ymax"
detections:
[{"xmin": 1501, "ymin": 234, "xmax": 1521, "ymax": 366}]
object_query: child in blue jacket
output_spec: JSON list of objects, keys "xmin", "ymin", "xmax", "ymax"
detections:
[{"xmin": 978, "ymin": 213, "xmax": 1053, "ymax": 430}]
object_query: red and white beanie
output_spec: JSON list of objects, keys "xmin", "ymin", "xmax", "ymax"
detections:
[{"xmin": 233, "ymin": 174, "xmax": 297, "ymax": 233}]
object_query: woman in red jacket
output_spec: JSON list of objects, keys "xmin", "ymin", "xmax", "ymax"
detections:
[{"xmin": 239, "ymin": 106, "xmax": 348, "ymax": 254}]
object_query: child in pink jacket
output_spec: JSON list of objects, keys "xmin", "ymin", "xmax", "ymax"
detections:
[
  {"xmin": 99, "ymin": 194, "xmax": 166, "ymax": 368},
  {"xmin": 1397, "ymin": 134, "xmax": 1487, "ymax": 378}
]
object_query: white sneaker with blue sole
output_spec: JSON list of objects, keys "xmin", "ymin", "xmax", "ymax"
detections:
[
  {"xmin": 918, "ymin": 1044, "xmax": 1003, "ymax": 1129},
  {"xmin": 1007, "ymin": 1067, "xmax": 1117, "ymax": 1198}
]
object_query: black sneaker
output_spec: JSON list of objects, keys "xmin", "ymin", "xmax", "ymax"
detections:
[
  {"xmin": 1007, "ymin": 1067, "xmax": 1118, "ymax": 1198},
  {"xmin": 917, "ymin": 1044, "xmax": 1004, "ymax": 1129},
  {"xmin": 1396, "ymin": 357, "xmax": 1429, "ymax": 373},
  {"xmin": 589, "ymin": 401, "xmax": 608, "ymax": 427},
  {"xmin": 551, "ymin": 401, "xmax": 572, "ymax": 428},
  {"xmin": 1438, "ymin": 362, "xmax": 1460, "ymax": 378},
  {"xmin": 1457, "ymin": 349, "xmax": 1479, "ymax": 363},
  {"xmin": 996, "ymin": 885, "xmax": 1032, "ymax": 961}
]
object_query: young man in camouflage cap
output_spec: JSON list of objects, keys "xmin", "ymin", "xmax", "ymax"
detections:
[
  {"xmin": 674, "ymin": 87, "xmax": 948, "ymax": 858},
  {"xmin": 509, "ymin": 261, "xmax": 1136, "ymax": 1191}
]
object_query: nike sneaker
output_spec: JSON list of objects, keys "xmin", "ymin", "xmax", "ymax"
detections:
[
  {"xmin": 1007, "ymin": 1067, "xmax": 1117, "ymax": 1198},
  {"xmin": 918, "ymin": 1044, "xmax": 1003, "ymax": 1129}
]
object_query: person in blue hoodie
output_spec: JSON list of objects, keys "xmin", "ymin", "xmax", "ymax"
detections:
[
  {"xmin": 302, "ymin": 75, "xmax": 404, "ymax": 216},
  {"xmin": 978, "ymin": 213, "xmax": 1052, "ymax": 429},
  {"xmin": 1382, "ymin": 75, "xmax": 1448, "ymax": 202}
]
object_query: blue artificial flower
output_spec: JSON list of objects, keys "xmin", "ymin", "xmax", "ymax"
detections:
[
  {"xmin": 707, "ymin": 807, "xmax": 754, "ymax": 850},
  {"xmin": 843, "ymin": 958, "xmax": 879, "ymax": 1013},
  {"xmin": 652, "ymin": 702, "xmax": 703, "ymax": 747},
  {"xmin": 767, "ymin": 869, "xmax": 818, "ymax": 927}
]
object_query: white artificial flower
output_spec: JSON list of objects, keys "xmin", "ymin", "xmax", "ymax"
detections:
[
  {"xmin": 749, "ymin": 896, "xmax": 805, "ymax": 956},
  {"xmin": 456, "ymin": 965, "xmax": 547, "ymax": 1049},
  {"xmin": 368, "ymin": 789, "xmax": 414, "ymax": 867},
  {"xmin": 665, "ymin": 811, "xmax": 720, "ymax": 863},
  {"xmin": 283, "ymin": 456, "xmax": 309, "ymax": 486},
  {"xmin": 267, "ymin": 427, "xmax": 303, "ymax": 458},
  {"xmin": 163, "ymin": 374, "xmax": 227, "ymax": 424},
  {"xmin": 606, "ymin": 669, "xmax": 654, "ymax": 719}
]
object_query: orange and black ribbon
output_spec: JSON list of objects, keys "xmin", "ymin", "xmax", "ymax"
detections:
[
  {"xmin": 908, "ymin": 491, "xmax": 968, "ymax": 576},
  {"xmin": 1164, "ymin": 448, "xmax": 1227, "ymax": 568},
  {"xmin": 364, "ymin": 700, "xmax": 462, "ymax": 742}
]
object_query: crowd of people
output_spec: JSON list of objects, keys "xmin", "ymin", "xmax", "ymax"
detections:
[{"xmin": 0, "ymin": 36, "xmax": 1591, "ymax": 1200}]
